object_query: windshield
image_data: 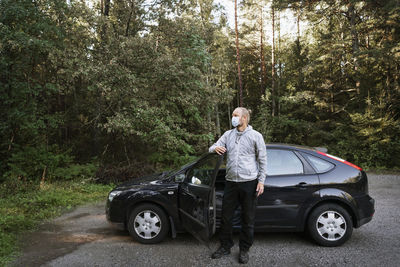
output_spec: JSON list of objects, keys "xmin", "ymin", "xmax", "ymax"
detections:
[
  {"xmin": 160, "ymin": 159, "xmax": 196, "ymax": 182},
  {"xmin": 162, "ymin": 153, "xmax": 210, "ymax": 182}
]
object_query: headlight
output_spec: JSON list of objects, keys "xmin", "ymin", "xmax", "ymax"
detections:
[{"xmin": 108, "ymin": 190, "xmax": 122, "ymax": 202}]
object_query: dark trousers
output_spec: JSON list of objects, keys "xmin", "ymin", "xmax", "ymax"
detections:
[{"xmin": 219, "ymin": 179, "xmax": 258, "ymax": 252}]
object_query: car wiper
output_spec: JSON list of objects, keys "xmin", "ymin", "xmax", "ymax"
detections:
[{"xmin": 160, "ymin": 171, "xmax": 174, "ymax": 181}]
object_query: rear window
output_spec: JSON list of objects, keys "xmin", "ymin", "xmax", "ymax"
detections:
[
  {"xmin": 304, "ymin": 153, "xmax": 334, "ymax": 173},
  {"xmin": 267, "ymin": 149, "xmax": 304, "ymax": 175}
]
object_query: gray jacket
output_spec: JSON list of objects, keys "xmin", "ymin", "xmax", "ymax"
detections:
[{"xmin": 208, "ymin": 125, "xmax": 267, "ymax": 184}]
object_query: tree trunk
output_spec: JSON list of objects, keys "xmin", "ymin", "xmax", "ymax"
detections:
[
  {"xmin": 8, "ymin": 132, "xmax": 14, "ymax": 151},
  {"xmin": 40, "ymin": 166, "xmax": 47, "ymax": 188},
  {"xmin": 271, "ymin": 3, "xmax": 276, "ymax": 117},
  {"xmin": 260, "ymin": 6, "xmax": 267, "ymax": 98},
  {"xmin": 395, "ymin": 63, "xmax": 400, "ymax": 95},
  {"xmin": 125, "ymin": 8, "xmax": 133, "ymax": 37},
  {"xmin": 277, "ymin": 9, "xmax": 281, "ymax": 116},
  {"xmin": 340, "ymin": 20, "xmax": 346, "ymax": 77},
  {"xmin": 215, "ymin": 104, "xmax": 221, "ymax": 137},
  {"xmin": 386, "ymin": 64, "xmax": 391, "ymax": 105},
  {"xmin": 330, "ymin": 58, "xmax": 335, "ymax": 113},
  {"xmin": 296, "ymin": 3, "xmax": 301, "ymax": 40},
  {"xmin": 207, "ymin": 110, "xmax": 212, "ymax": 145},
  {"xmin": 348, "ymin": 2, "xmax": 360, "ymax": 94},
  {"xmin": 235, "ymin": 0, "xmax": 243, "ymax": 107},
  {"xmin": 124, "ymin": 142, "xmax": 131, "ymax": 166},
  {"xmin": 104, "ymin": 0, "xmax": 110, "ymax": 16},
  {"xmin": 100, "ymin": 0, "xmax": 110, "ymax": 39},
  {"xmin": 228, "ymin": 103, "xmax": 231, "ymax": 127}
]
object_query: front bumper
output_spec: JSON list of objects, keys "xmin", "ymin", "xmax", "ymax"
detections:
[{"xmin": 106, "ymin": 198, "xmax": 125, "ymax": 223}]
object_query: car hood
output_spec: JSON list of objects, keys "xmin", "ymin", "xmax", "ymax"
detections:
[{"xmin": 114, "ymin": 172, "xmax": 172, "ymax": 191}]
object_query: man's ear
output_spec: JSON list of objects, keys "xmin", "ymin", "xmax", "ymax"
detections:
[{"xmin": 242, "ymin": 115, "xmax": 248, "ymax": 124}]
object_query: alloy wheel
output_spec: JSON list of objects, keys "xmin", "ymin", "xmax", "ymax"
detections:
[
  {"xmin": 134, "ymin": 210, "xmax": 162, "ymax": 239},
  {"xmin": 316, "ymin": 210, "xmax": 347, "ymax": 241}
]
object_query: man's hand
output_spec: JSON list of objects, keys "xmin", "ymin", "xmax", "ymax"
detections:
[
  {"xmin": 214, "ymin": 146, "xmax": 227, "ymax": 155},
  {"xmin": 256, "ymin": 182, "xmax": 264, "ymax": 197}
]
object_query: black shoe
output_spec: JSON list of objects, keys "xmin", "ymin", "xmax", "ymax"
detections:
[
  {"xmin": 238, "ymin": 250, "xmax": 249, "ymax": 264},
  {"xmin": 211, "ymin": 246, "xmax": 231, "ymax": 259}
]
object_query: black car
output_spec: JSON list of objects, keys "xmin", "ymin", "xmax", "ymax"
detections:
[{"xmin": 106, "ymin": 143, "xmax": 375, "ymax": 247}]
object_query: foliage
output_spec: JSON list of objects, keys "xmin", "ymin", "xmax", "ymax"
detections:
[
  {"xmin": 99, "ymin": 20, "xmax": 215, "ymax": 166},
  {"xmin": 4, "ymin": 145, "xmax": 98, "ymax": 181},
  {"xmin": 331, "ymin": 113, "xmax": 400, "ymax": 169},
  {"xmin": 1, "ymin": 0, "xmax": 399, "ymax": 185},
  {"xmin": 253, "ymin": 0, "xmax": 400, "ymax": 168}
]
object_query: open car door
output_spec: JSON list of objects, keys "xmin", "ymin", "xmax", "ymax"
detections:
[{"xmin": 178, "ymin": 153, "xmax": 223, "ymax": 244}]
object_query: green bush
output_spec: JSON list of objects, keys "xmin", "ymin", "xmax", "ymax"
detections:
[
  {"xmin": 4, "ymin": 145, "xmax": 72, "ymax": 180},
  {"xmin": 53, "ymin": 163, "xmax": 98, "ymax": 180},
  {"xmin": 254, "ymin": 103, "xmax": 400, "ymax": 169},
  {"xmin": 4, "ymin": 145, "xmax": 99, "ymax": 182},
  {"xmin": 331, "ymin": 113, "xmax": 400, "ymax": 169}
]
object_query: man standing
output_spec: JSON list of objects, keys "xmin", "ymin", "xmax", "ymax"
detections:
[{"xmin": 209, "ymin": 107, "xmax": 267, "ymax": 264}]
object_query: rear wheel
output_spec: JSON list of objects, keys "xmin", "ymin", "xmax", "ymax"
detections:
[
  {"xmin": 127, "ymin": 203, "xmax": 169, "ymax": 244},
  {"xmin": 308, "ymin": 204, "xmax": 353, "ymax": 247}
]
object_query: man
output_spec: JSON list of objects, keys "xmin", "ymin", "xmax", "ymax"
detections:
[{"xmin": 209, "ymin": 107, "xmax": 267, "ymax": 264}]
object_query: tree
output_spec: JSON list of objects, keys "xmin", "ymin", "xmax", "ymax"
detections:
[
  {"xmin": 235, "ymin": 0, "xmax": 244, "ymax": 106},
  {"xmin": 1, "ymin": 0, "xmax": 399, "ymax": 183},
  {"xmin": 271, "ymin": 1, "xmax": 277, "ymax": 116}
]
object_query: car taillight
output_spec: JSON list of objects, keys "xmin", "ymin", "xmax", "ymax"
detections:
[{"xmin": 317, "ymin": 151, "xmax": 362, "ymax": 171}]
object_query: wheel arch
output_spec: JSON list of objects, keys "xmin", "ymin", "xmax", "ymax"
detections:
[
  {"xmin": 302, "ymin": 198, "xmax": 358, "ymax": 231},
  {"xmin": 126, "ymin": 199, "xmax": 170, "ymax": 222}
]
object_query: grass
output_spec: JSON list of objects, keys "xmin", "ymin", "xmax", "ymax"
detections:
[{"xmin": 0, "ymin": 179, "xmax": 113, "ymax": 266}]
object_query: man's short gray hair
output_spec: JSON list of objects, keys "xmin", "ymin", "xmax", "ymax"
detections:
[{"xmin": 237, "ymin": 107, "xmax": 251, "ymax": 124}]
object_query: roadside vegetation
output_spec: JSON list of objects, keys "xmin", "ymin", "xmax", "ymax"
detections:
[{"xmin": 0, "ymin": 178, "xmax": 113, "ymax": 266}]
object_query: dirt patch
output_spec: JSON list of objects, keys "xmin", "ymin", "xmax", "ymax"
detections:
[
  {"xmin": 64, "ymin": 213, "xmax": 91, "ymax": 221},
  {"xmin": 13, "ymin": 233, "xmax": 93, "ymax": 267},
  {"xmin": 11, "ymin": 202, "xmax": 127, "ymax": 267}
]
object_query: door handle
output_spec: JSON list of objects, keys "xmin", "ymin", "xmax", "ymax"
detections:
[{"xmin": 296, "ymin": 182, "xmax": 308, "ymax": 187}]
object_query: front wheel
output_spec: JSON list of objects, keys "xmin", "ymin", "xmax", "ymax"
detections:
[
  {"xmin": 127, "ymin": 203, "xmax": 169, "ymax": 244},
  {"xmin": 307, "ymin": 204, "xmax": 353, "ymax": 247}
]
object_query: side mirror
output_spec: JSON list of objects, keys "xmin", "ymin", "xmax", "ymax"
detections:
[
  {"xmin": 175, "ymin": 173, "xmax": 186, "ymax": 182},
  {"xmin": 191, "ymin": 176, "xmax": 201, "ymax": 185}
]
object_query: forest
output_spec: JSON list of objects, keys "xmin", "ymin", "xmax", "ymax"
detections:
[{"xmin": 1, "ymin": 0, "xmax": 400, "ymax": 184}]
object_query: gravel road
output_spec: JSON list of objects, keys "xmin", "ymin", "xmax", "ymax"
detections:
[{"xmin": 12, "ymin": 173, "xmax": 400, "ymax": 267}]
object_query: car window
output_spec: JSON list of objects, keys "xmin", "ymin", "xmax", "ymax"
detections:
[
  {"xmin": 304, "ymin": 153, "xmax": 334, "ymax": 173},
  {"xmin": 187, "ymin": 154, "xmax": 219, "ymax": 186},
  {"xmin": 267, "ymin": 149, "xmax": 304, "ymax": 175}
]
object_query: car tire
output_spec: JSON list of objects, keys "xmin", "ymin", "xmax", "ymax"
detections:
[
  {"xmin": 127, "ymin": 203, "xmax": 169, "ymax": 244},
  {"xmin": 307, "ymin": 203, "xmax": 353, "ymax": 247}
]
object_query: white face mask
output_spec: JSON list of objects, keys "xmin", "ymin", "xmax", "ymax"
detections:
[{"xmin": 232, "ymin": 116, "xmax": 240, "ymax": 127}]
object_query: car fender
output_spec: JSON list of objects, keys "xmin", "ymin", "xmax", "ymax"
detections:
[
  {"xmin": 125, "ymin": 190, "xmax": 175, "ymax": 215},
  {"xmin": 300, "ymin": 188, "xmax": 359, "ymax": 230}
]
